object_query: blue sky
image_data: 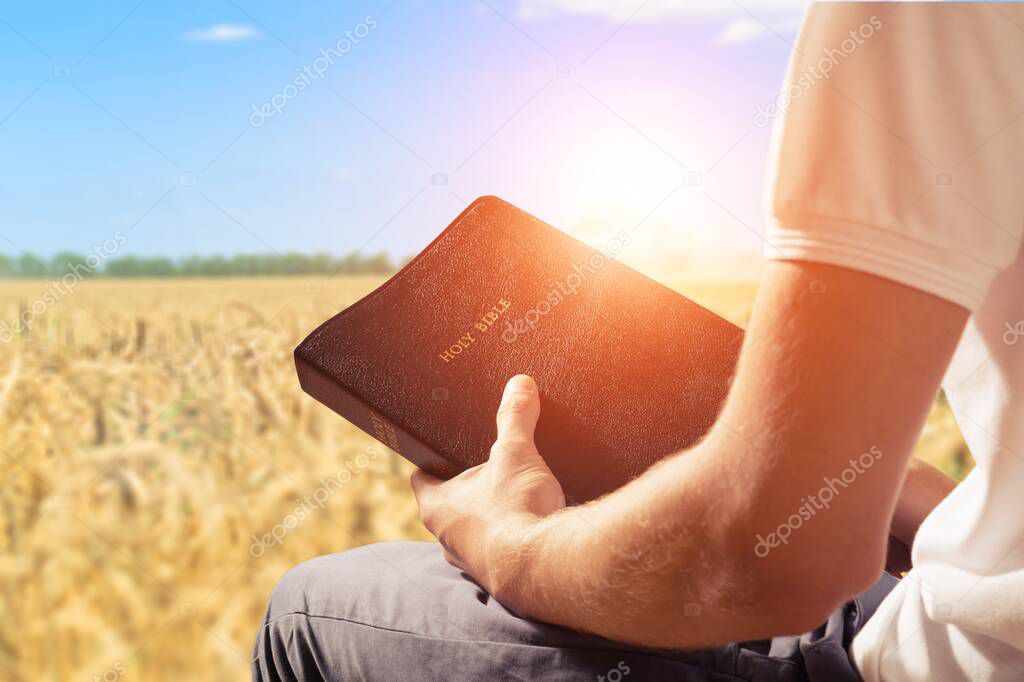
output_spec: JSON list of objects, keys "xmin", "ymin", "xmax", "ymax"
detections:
[{"xmin": 0, "ymin": 0, "xmax": 802, "ymax": 275}]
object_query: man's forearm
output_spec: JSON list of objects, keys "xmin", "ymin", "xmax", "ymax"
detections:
[
  {"xmin": 495, "ymin": 461, "xmax": 737, "ymax": 648},
  {"xmin": 493, "ymin": 429, "xmax": 876, "ymax": 649}
]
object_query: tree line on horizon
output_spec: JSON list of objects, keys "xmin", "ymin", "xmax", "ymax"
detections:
[{"xmin": 0, "ymin": 251, "xmax": 401, "ymax": 278}]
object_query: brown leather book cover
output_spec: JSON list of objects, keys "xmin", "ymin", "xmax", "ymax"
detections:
[{"xmin": 295, "ymin": 196, "xmax": 744, "ymax": 503}]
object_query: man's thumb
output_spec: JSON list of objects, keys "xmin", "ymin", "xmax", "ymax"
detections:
[{"xmin": 495, "ymin": 374, "xmax": 540, "ymax": 445}]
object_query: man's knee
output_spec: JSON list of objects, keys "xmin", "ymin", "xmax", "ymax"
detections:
[
  {"xmin": 255, "ymin": 542, "xmax": 429, "ymax": 680},
  {"xmin": 264, "ymin": 541, "xmax": 416, "ymax": 622},
  {"xmin": 264, "ymin": 553, "xmax": 338, "ymax": 620}
]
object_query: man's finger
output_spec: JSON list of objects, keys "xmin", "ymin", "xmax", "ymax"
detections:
[
  {"xmin": 410, "ymin": 469, "xmax": 445, "ymax": 529},
  {"xmin": 495, "ymin": 374, "xmax": 540, "ymax": 445},
  {"xmin": 410, "ymin": 468, "xmax": 442, "ymax": 500}
]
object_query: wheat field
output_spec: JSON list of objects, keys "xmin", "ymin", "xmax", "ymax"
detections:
[{"xmin": 0, "ymin": 277, "xmax": 970, "ymax": 681}]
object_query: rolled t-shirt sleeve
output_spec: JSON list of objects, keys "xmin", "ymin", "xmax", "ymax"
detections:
[{"xmin": 765, "ymin": 2, "xmax": 1024, "ymax": 310}]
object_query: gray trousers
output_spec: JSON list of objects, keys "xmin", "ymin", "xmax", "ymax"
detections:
[{"xmin": 252, "ymin": 541, "xmax": 897, "ymax": 681}]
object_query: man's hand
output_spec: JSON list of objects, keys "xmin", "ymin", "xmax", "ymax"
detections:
[{"xmin": 411, "ymin": 375, "xmax": 564, "ymax": 597}]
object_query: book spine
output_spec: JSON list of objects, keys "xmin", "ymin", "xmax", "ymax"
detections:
[{"xmin": 294, "ymin": 351, "xmax": 458, "ymax": 479}]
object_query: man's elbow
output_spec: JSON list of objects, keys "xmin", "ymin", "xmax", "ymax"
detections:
[
  {"xmin": 754, "ymin": 541, "xmax": 887, "ymax": 635},
  {"xmin": 600, "ymin": 544, "xmax": 886, "ymax": 649}
]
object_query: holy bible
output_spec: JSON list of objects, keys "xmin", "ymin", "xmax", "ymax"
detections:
[{"xmin": 295, "ymin": 196, "xmax": 744, "ymax": 503}]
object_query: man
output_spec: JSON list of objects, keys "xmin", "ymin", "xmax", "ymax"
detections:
[{"xmin": 254, "ymin": 4, "xmax": 1024, "ymax": 680}]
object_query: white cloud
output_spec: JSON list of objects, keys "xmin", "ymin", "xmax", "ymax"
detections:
[
  {"xmin": 516, "ymin": 0, "xmax": 805, "ymax": 44},
  {"xmin": 715, "ymin": 17, "xmax": 767, "ymax": 44},
  {"xmin": 184, "ymin": 24, "xmax": 262, "ymax": 43}
]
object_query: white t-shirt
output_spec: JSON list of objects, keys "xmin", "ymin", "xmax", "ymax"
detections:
[{"xmin": 766, "ymin": 3, "xmax": 1024, "ymax": 680}]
